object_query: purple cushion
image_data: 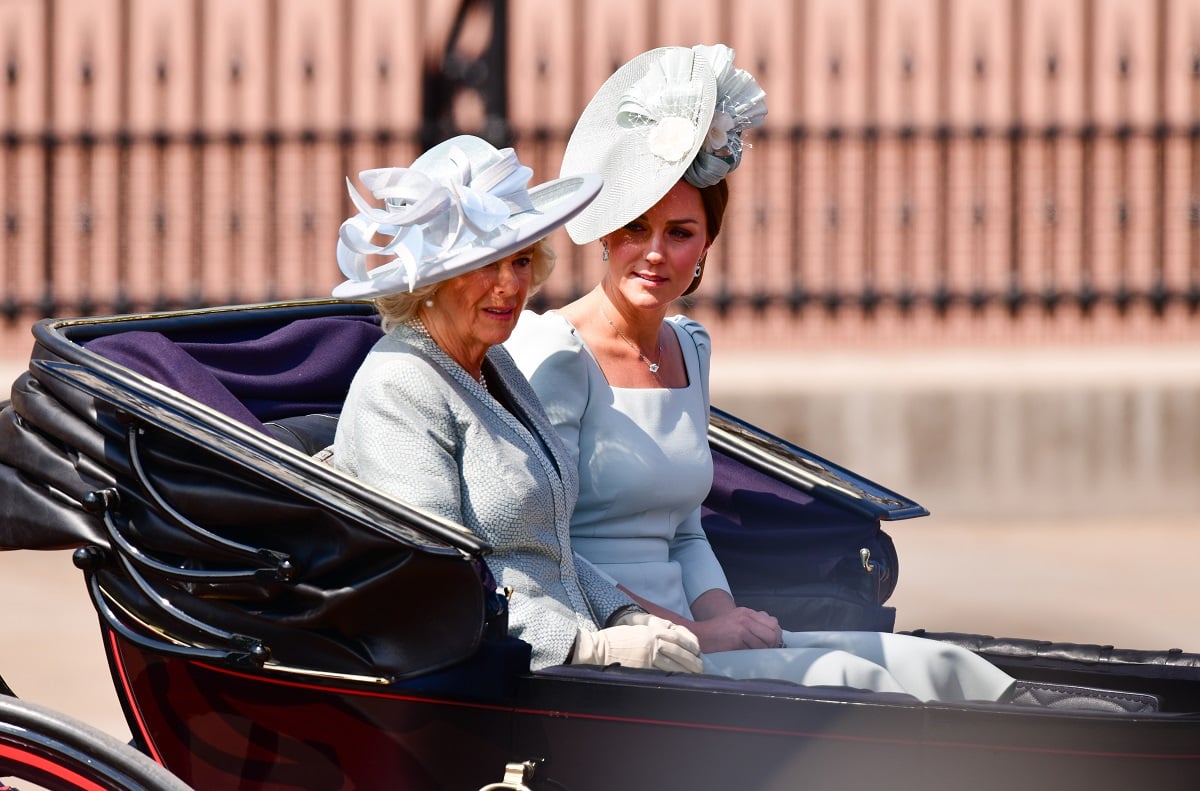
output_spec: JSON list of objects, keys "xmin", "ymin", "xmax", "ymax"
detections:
[{"xmin": 85, "ymin": 314, "xmax": 383, "ymax": 432}]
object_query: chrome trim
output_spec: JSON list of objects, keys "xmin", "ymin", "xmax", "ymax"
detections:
[
  {"xmin": 97, "ymin": 583, "xmax": 393, "ymax": 686},
  {"xmin": 707, "ymin": 408, "xmax": 928, "ymax": 521}
]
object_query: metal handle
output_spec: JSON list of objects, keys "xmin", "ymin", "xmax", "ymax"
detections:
[
  {"xmin": 477, "ymin": 760, "xmax": 540, "ymax": 791},
  {"xmin": 74, "ymin": 545, "xmax": 269, "ymax": 668},
  {"xmin": 110, "ymin": 419, "xmax": 297, "ymax": 580},
  {"xmin": 86, "ymin": 488, "xmax": 292, "ymax": 585}
]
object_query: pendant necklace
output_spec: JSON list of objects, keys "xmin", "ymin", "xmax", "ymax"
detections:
[{"xmin": 601, "ymin": 307, "xmax": 661, "ymax": 374}]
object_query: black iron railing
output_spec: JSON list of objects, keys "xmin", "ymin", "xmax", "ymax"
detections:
[{"xmin": 4, "ymin": 0, "xmax": 1200, "ymax": 343}]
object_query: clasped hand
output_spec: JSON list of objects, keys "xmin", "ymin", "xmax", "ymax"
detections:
[
  {"xmin": 571, "ymin": 612, "xmax": 703, "ymax": 673},
  {"xmin": 688, "ymin": 596, "xmax": 783, "ymax": 654}
]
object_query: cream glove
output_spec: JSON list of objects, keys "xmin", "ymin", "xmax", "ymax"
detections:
[{"xmin": 572, "ymin": 619, "xmax": 703, "ymax": 674}]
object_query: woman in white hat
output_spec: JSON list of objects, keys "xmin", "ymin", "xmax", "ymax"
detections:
[
  {"xmin": 506, "ymin": 47, "xmax": 1015, "ymax": 701},
  {"xmin": 329, "ymin": 135, "xmax": 703, "ymax": 674}
]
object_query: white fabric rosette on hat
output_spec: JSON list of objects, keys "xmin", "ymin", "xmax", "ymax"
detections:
[
  {"xmin": 333, "ymin": 135, "xmax": 602, "ymax": 299},
  {"xmin": 560, "ymin": 44, "xmax": 767, "ymax": 244}
]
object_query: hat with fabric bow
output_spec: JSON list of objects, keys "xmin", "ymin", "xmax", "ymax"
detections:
[
  {"xmin": 333, "ymin": 135, "xmax": 603, "ymax": 299},
  {"xmin": 560, "ymin": 44, "xmax": 767, "ymax": 245}
]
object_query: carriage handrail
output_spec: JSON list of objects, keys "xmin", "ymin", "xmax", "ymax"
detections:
[
  {"xmin": 74, "ymin": 545, "xmax": 270, "ymax": 670},
  {"xmin": 87, "ymin": 486, "xmax": 295, "ymax": 585},
  {"xmin": 708, "ymin": 408, "xmax": 929, "ymax": 521}
]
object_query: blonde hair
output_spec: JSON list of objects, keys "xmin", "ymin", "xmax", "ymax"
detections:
[{"xmin": 375, "ymin": 237, "xmax": 557, "ymax": 332}]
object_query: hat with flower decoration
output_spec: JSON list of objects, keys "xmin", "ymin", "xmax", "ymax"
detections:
[
  {"xmin": 559, "ymin": 44, "xmax": 766, "ymax": 245},
  {"xmin": 333, "ymin": 134, "xmax": 602, "ymax": 299}
]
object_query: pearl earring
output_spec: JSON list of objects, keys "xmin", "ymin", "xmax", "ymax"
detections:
[{"xmin": 424, "ymin": 299, "xmax": 434, "ymax": 308}]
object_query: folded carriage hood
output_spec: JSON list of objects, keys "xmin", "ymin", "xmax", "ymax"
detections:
[{"xmin": 0, "ymin": 302, "xmax": 496, "ymax": 679}]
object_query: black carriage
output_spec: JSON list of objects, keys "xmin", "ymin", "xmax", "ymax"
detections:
[{"xmin": 2, "ymin": 300, "xmax": 1198, "ymax": 790}]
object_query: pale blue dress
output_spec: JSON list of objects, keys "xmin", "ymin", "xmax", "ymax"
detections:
[{"xmin": 506, "ymin": 310, "xmax": 1015, "ymax": 701}]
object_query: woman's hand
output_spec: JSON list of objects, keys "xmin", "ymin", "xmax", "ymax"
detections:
[
  {"xmin": 615, "ymin": 586, "xmax": 784, "ymax": 655},
  {"xmin": 571, "ymin": 618, "xmax": 703, "ymax": 673},
  {"xmin": 686, "ymin": 606, "xmax": 782, "ymax": 654},
  {"xmin": 687, "ymin": 589, "xmax": 783, "ymax": 654}
]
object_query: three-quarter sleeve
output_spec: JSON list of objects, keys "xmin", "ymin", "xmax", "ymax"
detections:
[
  {"xmin": 670, "ymin": 507, "xmax": 731, "ymax": 605},
  {"xmin": 666, "ymin": 316, "xmax": 728, "ymax": 604}
]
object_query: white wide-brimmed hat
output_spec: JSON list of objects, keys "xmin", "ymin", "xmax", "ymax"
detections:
[
  {"xmin": 333, "ymin": 135, "xmax": 603, "ymax": 299},
  {"xmin": 560, "ymin": 44, "xmax": 767, "ymax": 245}
]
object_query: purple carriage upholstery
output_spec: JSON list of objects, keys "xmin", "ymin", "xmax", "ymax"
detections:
[{"xmin": 84, "ymin": 313, "xmax": 385, "ymax": 432}]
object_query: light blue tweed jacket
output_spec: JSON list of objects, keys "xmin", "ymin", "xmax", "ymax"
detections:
[{"xmin": 332, "ymin": 323, "xmax": 636, "ymax": 669}]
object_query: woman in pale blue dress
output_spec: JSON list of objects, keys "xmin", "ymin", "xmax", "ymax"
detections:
[{"xmin": 505, "ymin": 44, "xmax": 1015, "ymax": 702}]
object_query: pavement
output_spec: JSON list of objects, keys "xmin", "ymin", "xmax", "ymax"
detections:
[{"xmin": 3, "ymin": 351, "xmax": 1199, "ymax": 743}]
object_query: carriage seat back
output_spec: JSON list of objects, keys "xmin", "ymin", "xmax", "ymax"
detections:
[
  {"xmin": 264, "ymin": 413, "xmax": 340, "ymax": 455},
  {"xmin": 84, "ymin": 313, "xmax": 383, "ymax": 434}
]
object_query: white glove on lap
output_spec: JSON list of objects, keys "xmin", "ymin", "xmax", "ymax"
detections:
[{"xmin": 572, "ymin": 620, "xmax": 703, "ymax": 674}]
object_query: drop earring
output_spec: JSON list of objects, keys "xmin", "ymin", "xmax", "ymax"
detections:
[
  {"xmin": 601, "ymin": 241, "xmax": 609, "ymax": 262},
  {"xmin": 694, "ymin": 261, "xmax": 703, "ymax": 277}
]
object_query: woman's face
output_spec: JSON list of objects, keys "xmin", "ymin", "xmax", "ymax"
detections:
[
  {"xmin": 425, "ymin": 247, "xmax": 534, "ymax": 365},
  {"xmin": 603, "ymin": 180, "xmax": 710, "ymax": 309}
]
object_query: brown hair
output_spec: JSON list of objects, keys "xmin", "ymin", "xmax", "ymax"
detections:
[{"xmin": 683, "ymin": 178, "xmax": 730, "ymax": 296}]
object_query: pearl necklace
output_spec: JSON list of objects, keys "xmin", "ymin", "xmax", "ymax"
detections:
[
  {"xmin": 408, "ymin": 319, "xmax": 488, "ymax": 390},
  {"xmin": 601, "ymin": 307, "xmax": 661, "ymax": 374}
]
